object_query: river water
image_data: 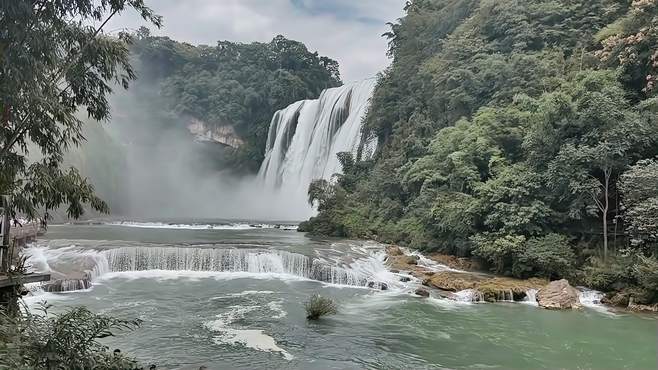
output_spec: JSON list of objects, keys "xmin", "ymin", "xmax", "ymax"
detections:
[{"xmin": 23, "ymin": 222, "xmax": 658, "ymax": 369}]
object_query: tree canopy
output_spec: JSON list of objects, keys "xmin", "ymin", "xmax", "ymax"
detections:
[
  {"xmin": 302, "ymin": 0, "xmax": 658, "ymax": 305},
  {"xmin": 0, "ymin": 0, "xmax": 160, "ymax": 220},
  {"xmin": 129, "ymin": 31, "xmax": 342, "ymax": 171}
]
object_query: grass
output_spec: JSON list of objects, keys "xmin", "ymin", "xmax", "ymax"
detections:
[{"xmin": 304, "ymin": 294, "xmax": 338, "ymax": 320}]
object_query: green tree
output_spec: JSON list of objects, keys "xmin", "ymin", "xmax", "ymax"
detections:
[
  {"xmin": 0, "ymin": 306, "xmax": 142, "ymax": 370},
  {"xmin": 0, "ymin": 0, "xmax": 161, "ymax": 221},
  {"xmin": 619, "ymin": 158, "xmax": 658, "ymax": 251}
]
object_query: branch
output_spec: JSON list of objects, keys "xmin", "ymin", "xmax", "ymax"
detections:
[{"xmin": 0, "ymin": 8, "xmax": 120, "ymax": 159}]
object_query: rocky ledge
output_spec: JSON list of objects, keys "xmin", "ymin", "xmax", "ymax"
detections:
[{"xmin": 385, "ymin": 245, "xmax": 584, "ymax": 309}]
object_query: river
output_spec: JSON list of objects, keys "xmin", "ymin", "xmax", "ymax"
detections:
[{"xmin": 23, "ymin": 221, "xmax": 658, "ymax": 369}]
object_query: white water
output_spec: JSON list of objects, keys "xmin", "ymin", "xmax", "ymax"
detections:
[
  {"xmin": 523, "ymin": 289, "xmax": 538, "ymax": 306},
  {"xmin": 105, "ymin": 221, "xmax": 298, "ymax": 231},
  {"xmin": 204, "ymin": 304, "xmax": 293, "ymax": 360},
  {"xmin": 258, "ymin": 79, "xmax": 377, "ymax": 219},
  {"xmin": 25, "ymin": 245, "xmax": 399, "ymax": 292}
]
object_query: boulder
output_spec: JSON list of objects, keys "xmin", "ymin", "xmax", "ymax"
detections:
[
  {"xmin": 386, "ymin": 245, "xmax": 404, "ymax": 256},
  {"xmin": 386, "ymin": 254, "xmax": 420, "ymax": 271},
  {"xmin": 415, "ymin": 288, "xmax": 430, "ymax": 298},
  {"xmin": 536, "ymin": 279, "xmax": 582, "ymax": 310},
  {"xmin": 399, "ymin": 276, "xmax": 411, "ymax": 282},
  {"xmin": 367, "ymin": 281, "xmax": 389, "ymax": 291}
]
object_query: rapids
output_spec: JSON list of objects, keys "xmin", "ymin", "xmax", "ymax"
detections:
[{"xmin": 21, "ymin": 223, "xmax": 658, "ymax": 369}]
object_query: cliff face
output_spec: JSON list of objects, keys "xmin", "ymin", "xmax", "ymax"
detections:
[{"xmin": 187, "ymin": 118, "xmax": 244, "ymax": 148}]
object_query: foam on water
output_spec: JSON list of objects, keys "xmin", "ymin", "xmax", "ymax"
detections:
[
  {"xmin": 105, "ymin": 221, "xmax": 298, "ymax": 231},
  {"xmin": 204, "ymin": 305, "xmax": 293, "ymax": 360}
]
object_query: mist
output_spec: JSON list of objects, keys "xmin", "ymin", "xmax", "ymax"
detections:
[{"xmin": 76, "ymin": 82, "xmax": 314, "ymax": 223}]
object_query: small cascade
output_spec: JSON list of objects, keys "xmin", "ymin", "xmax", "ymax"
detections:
[
  {"xmin": 578, "ymin": 288, "xmax": 605, "ymax": 308},
  {"xmin": 258, "ymin": 79, "xmax": 377, "ymax": 218},
  {"xmin": 454, "ymin": 289, "xmax": 485, "ymax": 303},
  {"xmin": 27, "ymin": 246, "xmax": 388, "ymax": 292},
  {"xmin": 524, "ymin": 289, "xmax": 538, "ymax": 305},
  {"xmin": 499, "ymin": 289, "xmax": 515, "ymax": 302},
  {"xmin": 42, "ymin": 278, "xmax": 92, "ymax": 292}
]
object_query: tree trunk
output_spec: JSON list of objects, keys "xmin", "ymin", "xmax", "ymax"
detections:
[
  {"xmin": 602, "ymin": 169, "xmax": 611, "ymax": 262},
  {"xmin": 0, "ymin": 196, "xmax": 10, "ymax": 272}
]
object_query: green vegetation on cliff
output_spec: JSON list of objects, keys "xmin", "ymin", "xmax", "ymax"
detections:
[
  {"xmin": 130, "ymin": 29, "xmax": 342, "ymax": 171},
  {"xmin": 302, "ymin": 0, "xmax": 658, "ymax": 305}
]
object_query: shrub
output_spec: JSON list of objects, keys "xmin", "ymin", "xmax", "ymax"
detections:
[
  {"xmin": 634, "ymin": 255, "xmax": 658, "ymax": 293},
  {"xmin": 514, "ymin": 234, "xmax": 576, "ymax": 279},
  {"xmin": 304, "ymin": 294, "xmax": 338, "ymax": 320},
  {"xmin": 472, "ymin": 233, "xmax": 526, "ymax": 274},
  {"xmin": 582, "ymin": 256, "xmax": 635, "ymax": 291},
  {"xmin": 0, "ymin": 305, "xmax": 143, "ymax": 370}
]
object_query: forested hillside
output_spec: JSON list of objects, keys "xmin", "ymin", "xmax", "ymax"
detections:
[
  {"xmin": 128, "ymin": 29, "xmax": 341, "ymax": 171},
  {"xmin": 303, "ymin": 0, "xmax": 658, "ymax": 305}
]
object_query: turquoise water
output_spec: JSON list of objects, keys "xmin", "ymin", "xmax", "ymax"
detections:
[{"xmin": 25, "ymin": 223, "xmax": 658, "ymax": 369}]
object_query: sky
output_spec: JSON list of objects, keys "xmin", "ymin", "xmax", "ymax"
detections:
[{"xmin": 107, "ymin": 0, "xmax": 407, "ymax": 82}]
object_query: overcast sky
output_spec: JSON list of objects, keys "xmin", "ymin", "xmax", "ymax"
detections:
[{"xmin": 107, "ymin": 0, "xmax": 406, "ymax": 82}]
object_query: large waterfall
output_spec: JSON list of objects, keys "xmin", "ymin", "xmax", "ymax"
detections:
[{"xmin": 258, "ymin": 79, "xmax": 377, "ymax": 218}]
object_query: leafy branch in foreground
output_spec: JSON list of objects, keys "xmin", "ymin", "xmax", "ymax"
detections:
[
  {"xmin": 0, "ymin": 0, "xmax": 161, "ymax": 222},
  {"xmin": 0, "ymin": 305, "xmax": 143, "ymax": 370}
]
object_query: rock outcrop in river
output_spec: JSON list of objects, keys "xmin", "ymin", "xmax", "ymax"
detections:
[{"xmin": 536, "ymin": 279, "xmax": 582, "ymax": 309}]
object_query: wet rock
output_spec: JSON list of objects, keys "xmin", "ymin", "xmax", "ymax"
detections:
[
  {"xmin": 42, "ymin": 278, "xmax": 92, "ymax": 292},
  {"xmin": 415, "ymin": 288, "xmax": 430, "ymax": 298},
  {"xmin": 386, "ymin": 245, "xmax": 404, "ymax": 256},
  {"xmin": 536, "ymin": 279, "xmax": 582, "ymax": 310},
  {"xmin": 390, "ymin": 269, "xmax": 400, "ymax": 274},
  {"xmin": 428, "ymin": 271, "xmax": 546, "ymax": 302},
  {"xmin": 628, "ymin": 298, "xmax": 658, "ymax": 312},
  {"xmin": 399, "ymin": 276, "xmax": 411, "ymax": 282},
  {"xmin": 367, "ymin": 281, "xmax": 388, "ymax": 290},
  {"xmin": 427, "ymin": 271, "xmax": 483, "ymax": 292},
  {"xmin": 427, "ymin": 253, "xmax": 483, "ymax": 271},
  {"xmin": 386, "ymin": 254, "xmax": 420, "ymax": 272},
  {"xmin": 602, "ymin": 291, "xmax": 630, "ymax": 307}
]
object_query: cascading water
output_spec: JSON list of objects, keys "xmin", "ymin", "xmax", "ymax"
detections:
[
  {"xmin": 26, "ymin": 245, "xmax": 393, "ymax": 292},
  {"xmin": 258, "ymin": 79, "xmax": 377, "ymax": 219}
]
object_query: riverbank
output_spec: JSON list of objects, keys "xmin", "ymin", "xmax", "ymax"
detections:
[{"xmin": 382, "ymin": 245, "xmax": 646, "ymax": 312}]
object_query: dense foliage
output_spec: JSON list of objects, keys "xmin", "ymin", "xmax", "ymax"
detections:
[
  {"xmin": 129, "ymin": 29, "xmax": 341, "ymax": 171},
  {"xmin": 0, "ymin": 305, "xmax": 144, "ymax": 370},
  {"xmin": 0, "ymin": 0, "xmax": 160, "ymax": 221},
  {"xmin": 303, "ymin": 0, "xmax": 658, "ymax": 305}
]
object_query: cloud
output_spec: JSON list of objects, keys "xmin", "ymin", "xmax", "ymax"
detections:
[{"xmin": 106, "ymin": 0, "xmax": 405, "ymax": 82}]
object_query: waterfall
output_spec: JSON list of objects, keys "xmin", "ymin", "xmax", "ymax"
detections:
[
  {"xmin": 524, "ymin": 289, "xmax": 538, "ymax": 305},
  {"xmin": 28, "ymin": 246, "xmax": 387, "ymax": 292},
  {"xmin": 258, "ymin": 79, "xmax": 377, "ymax": 218}
]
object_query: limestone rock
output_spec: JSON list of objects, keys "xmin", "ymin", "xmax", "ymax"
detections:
[
  {"xmin": 628, "ymin": 298, "xmax": 658, "ymax": 312},
  {"xmin": 536, "ymin": 279, "xmax": 582, "ymax": 310},
  {"xmin": 386, "ymin": 245, "xmax": 404, "ymax": 256},
  {"xmin": 415, "ymin": 288, "xmax": 430, "ymax": 298}
]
